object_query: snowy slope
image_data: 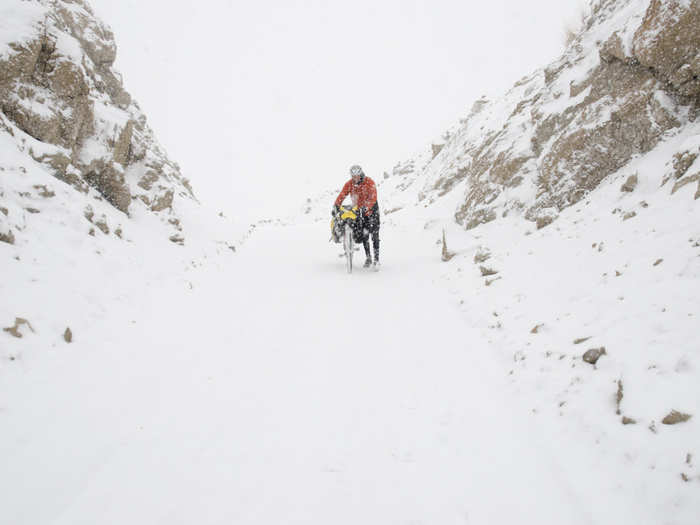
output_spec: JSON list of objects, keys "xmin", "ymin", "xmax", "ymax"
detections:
[
  {"xmin": 409, "ymin": 124, "xmax": 700, "ymax": 520},
  {"xmin": 378, "ymin": 0, "xmax": 699, "ymax": 230}
]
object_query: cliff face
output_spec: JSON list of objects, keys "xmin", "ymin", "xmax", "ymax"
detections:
[
  {"xmin": 382, "ymin": 0, "xmax": 699, "ymax": 229},
  {"xmin": 0, "ymin": 0, "xmax": 193, "ymax": 245}
]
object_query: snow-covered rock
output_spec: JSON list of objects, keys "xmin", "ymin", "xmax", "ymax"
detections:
[
  {"xmin": 0, "ymin": 0, "xmax": 194, "ymax": 247},
  {"xmin": 380, "ymin": 0, "xmax": 699, "ymax": 231}
]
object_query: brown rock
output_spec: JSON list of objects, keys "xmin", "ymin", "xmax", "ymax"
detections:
[
  {"xmin": 112, "ymin": 120, "xmax": 134, "ymax": 166},
  {"xmin": 441, "ymin": 229, "xmax": 455, "ymax": 262},
  {"xmin": 48, "ymin": 59, "xmax": 88, "ymax": 99},
  {"xmin": 662, "ymin": 410, "xmax": 692, "ymax": 425},
  {"xmin": 622, "ymin": 416, "xmax": 637, "ymax": 425},
  {"xmin": 95, "ymin": 218, "xmax": 109, "ymax": 235},
  {"xmin": 536, "ymin": 215, "xmax": 555, "ymax": 229},
  {"xmin": 672, "ymin": 151, "xmax": 698, "ymax": 181},
  {"xmin": 621, "ymin": 174, "xmax": 638, "ymax": 192},
  {"xmin": 671, "ymin": 174, "xmax": 700, "ymax": 196},
  {"xmin": 582, "ymin": 347, "xmax": 606, "ymax": 365},
  {"xmin": 151, "ymin": 189, "xmax": 174, "ymax": 212},
  {"xmin": 3, "ymin": 317, "xmax": 35, "ymax": 338},
  {"xmin": 33, "ymin": 185, "xmax": 55, "ymax": 198},
  {"xmin": 600, "ymin": 31, "xmax": 626, "ymax": 63},
  {"xmin": 480, "ymin": 266, "xmax": 498, "ymax": 277},
  {"xmin": 633, "ymin": 0, "xmax": 700, "ymax": 102},
  {"xmin": 473, "ymin": 250, "xmax": 491, "ymax": 264},
  {"xmin": 462, "ymin": 208, "xmax": 497, "ymax": 230},
  {"xmin": 84, "ymin": 163, "xmax": 131, "ymax": 213},
  {"xmin": 64, "ymin": 327, "xmax": 72, "ymax": 343},
  {"xmin": 137, "ymin": 170, "xmax": 159, "ymax": 191},
  {"xmin": 55, "ymin": 2, "xmax": 117, "ymax": 68},
  {"xmin": 0, "ymin": 229, "xmax": 15, "ymax": 244},
  {"xmin": 616, "ymin": 379, "xmax": 624, "ymax": 414}
]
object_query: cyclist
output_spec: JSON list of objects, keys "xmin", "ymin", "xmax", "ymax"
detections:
[{"xmin": 332, "ymin": 164, "xmax": 380, "ymax": 268}]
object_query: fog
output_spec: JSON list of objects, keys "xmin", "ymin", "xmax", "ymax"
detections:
[{"xmin": 91, "ymin": 0, "xmax": 587, "ymax": 221}]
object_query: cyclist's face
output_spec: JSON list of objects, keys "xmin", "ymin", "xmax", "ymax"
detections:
[{"xmin": 352, "ymin": 174, "xmax": 361, "ymax": 183}]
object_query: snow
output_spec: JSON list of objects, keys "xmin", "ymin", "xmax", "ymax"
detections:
[
  {"xmin": 2, "ymin": 117, "xmax": 700, "ymax": 522},
  {"xmin": 2, "ymin": 0, "xmax": 699, "ymax": 523},
  {"xmin": 0, "ymin": 217, "xmax": 599, "ymax": 524}
]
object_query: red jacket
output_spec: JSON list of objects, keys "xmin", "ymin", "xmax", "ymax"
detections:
[{"xmin": 334, "ymin": 176, "xmax": 378, "ymax": 215}]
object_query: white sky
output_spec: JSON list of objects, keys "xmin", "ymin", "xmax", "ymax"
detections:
[{"xmin": 90, "ymin": 0, "xmax": 587, "ymax": 221}]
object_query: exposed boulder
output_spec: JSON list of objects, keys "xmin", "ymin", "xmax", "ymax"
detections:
[
  {"xmin": 583, "ymin": 347, "xmax": 607, "ymax": 365},
  {"xmin": 0, "ymin": 228, "xmax": 15, "ymax": 245},
  {"xmin": 662, "ymin": 410, "xmax": 692, "ymax": 425},
  {"xmin": 84, "ymin": 162, "xmax": 131, "ymax": 213},
  {"xmin": 621, "ymin": 174, "xmax": 638, "ymax": 192}
]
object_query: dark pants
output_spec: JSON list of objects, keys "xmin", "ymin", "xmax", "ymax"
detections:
[{"xmin": 353, "ymin": 206, "xmax": 380, "ymax": 262}]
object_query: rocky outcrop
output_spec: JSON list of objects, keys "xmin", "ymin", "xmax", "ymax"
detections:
[
  {"xmin": 0, "ymin": 0, "xmax": 194, "ymax": 229},
  {"xmin": 383, "ymin": 0, "xmax": 699, "ymax": 230},
  {"xmin": 633, "ymin": 0, "xmax": 700, "ymax": 103}
]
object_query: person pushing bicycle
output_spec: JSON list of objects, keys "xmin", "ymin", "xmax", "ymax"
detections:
[{"xmin": 332, "ymin": 164, "xmax": 380, "ymax": 269}]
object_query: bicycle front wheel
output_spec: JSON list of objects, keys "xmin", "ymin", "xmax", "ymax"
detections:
[{"xmin": 343, "ymin": 226, "xmax": 353, "ymax": 274}]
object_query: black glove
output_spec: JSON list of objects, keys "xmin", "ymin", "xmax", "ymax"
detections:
[{"xmin": 332, "ymin": 204, "xmax": 340, "ymax": 216}]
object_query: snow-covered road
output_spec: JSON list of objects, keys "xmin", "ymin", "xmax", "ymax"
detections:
[{"xmin": 3, "ymin": 222, "xmax": 588, "ymax": 524}]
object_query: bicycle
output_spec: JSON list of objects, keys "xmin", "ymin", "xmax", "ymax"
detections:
[{"xmin": 330, "ymin": 205, "xmax": 360, "ymax": 274}]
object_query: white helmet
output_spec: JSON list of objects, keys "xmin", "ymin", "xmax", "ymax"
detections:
[{"xmin": 350, "ymin": 164, "xmax": 364, "ymax": 177}]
